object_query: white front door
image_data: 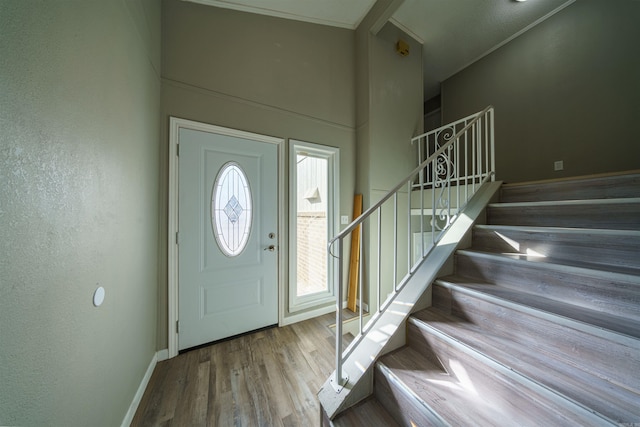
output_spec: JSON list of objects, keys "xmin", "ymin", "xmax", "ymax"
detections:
[{"xmin": 178, "ymin": 126, "xmax": 279, "ymax": 351}]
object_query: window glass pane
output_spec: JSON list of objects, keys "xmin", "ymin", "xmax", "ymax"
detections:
[
  {"xmin": 296, "ymin": 155, "xmax": 328, "ymax": 296},
  {"xmin": 212, "ymin": 162, "xmax": 252, "ymax": 257}
]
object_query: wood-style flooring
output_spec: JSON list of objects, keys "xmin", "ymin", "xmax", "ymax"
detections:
[{"xmin": 132, "ymin": 313, "xmax": 351, "ymax": 427}]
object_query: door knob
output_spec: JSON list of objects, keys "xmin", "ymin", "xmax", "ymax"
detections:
[{"xmin": 264, "ymin": 245, "xmax": 276, "ymax": 252}]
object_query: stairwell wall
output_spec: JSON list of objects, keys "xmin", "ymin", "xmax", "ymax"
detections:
[{"xmin": 441, "ymin": 0, "xmax": 640, "ymax": 183}]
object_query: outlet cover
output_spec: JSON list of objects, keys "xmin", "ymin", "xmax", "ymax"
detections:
[
  {"xmin": 554, "ymin": 160, "xmax": 564, "ymax": 171},
  {"xmin": 341, "ymin": 215, "xmax": 349, "ymax": 224}
]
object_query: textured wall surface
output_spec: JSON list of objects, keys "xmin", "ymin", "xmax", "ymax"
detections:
[
  {"xmin": 0, "ymin": 1, "xmax": 161, "ymax": 425},
  {"xmin": 442, "ymin": 0, "xmax": 640, "ymax": 183}
]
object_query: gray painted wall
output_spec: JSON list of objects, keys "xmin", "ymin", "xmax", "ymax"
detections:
[
  {"xmin": 442, "ymin": 0, "xmax": 640, "ymax": 183},
  {"xmin": 369, "ymin": 22, "xmax": 423, "ymax": 192},
  {"xmin": 354, "ymin": 0, "xmax": 424, "ymax": 312},
  {"xmin": 159, "ymin": 0, "xmax": 357, "ymax": 340},
  {"xmin": 0, "ymin": 1, "xmax": 161, "ymax": 425}
]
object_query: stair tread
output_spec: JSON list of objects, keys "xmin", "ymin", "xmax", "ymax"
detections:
[
  {"xmin": 460, "ymin": 248, "xmax": 640, "ymax": 277},
  {"xmin": 488, "ymin": 197, "xmax": 640, "ymax": 208},
  {"xmin": 410, "ymin": 308, "xmax": 640, "ymax": 422},
  {"xmin": 378, "ymin": 347, "xmax": 551, "ymax": 426},
  {"xmin": 453, "ymin": 249, "xmax": 640, "ymax": 320},
  {"xmin": 500, "ymin": 172, "xmax": 640, "ymax": 203},
  {"xmin": 474, "ymin": 223, "xmax": 640, "ymax": 237},
  {"xmin": 472, "ymin": 225, "xmax": 640, "ymax": 271},
  {"xmin": 435, "ymin": 275, "xmax": 640, "ymax": 340},
  {"xmin": 485, "ymin": 197, "xmax": 640, "ymax": 230},
  {"xmin": 330, "ymin": 397, "xmax": 400, "ymax": 427},
  {"xmin": 379, "ymin": 341, "xmax": 615, "ymax": 426}
]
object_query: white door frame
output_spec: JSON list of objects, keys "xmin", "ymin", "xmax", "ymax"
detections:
[
  {"xmin": 288, "ymin": 140, "xmax": 340, "ymax": 313},
  {"xmin": 168, "ymin": 117, "xmax": 285, "ymax": 358}
]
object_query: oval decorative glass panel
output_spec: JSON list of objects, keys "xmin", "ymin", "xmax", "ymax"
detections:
[{"xmin": 212, "ymin": 162, "xmax": 252, "ymax": 257}]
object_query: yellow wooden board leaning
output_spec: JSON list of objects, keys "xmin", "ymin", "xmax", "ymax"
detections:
[{"xmin": 347, "ymin": 194, "xmax": 363, "ymax": 313}]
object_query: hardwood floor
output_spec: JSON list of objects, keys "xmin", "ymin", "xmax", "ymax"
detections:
[{"xmin": 132, "ymin": 313, "xmax": 351, "ymax": 427}]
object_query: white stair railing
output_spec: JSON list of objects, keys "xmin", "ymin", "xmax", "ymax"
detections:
[{"xmin": 328, "ymin": 106, "xmax": 495, "ymax": 392}]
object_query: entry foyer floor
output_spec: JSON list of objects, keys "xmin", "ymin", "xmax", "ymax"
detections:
[{"xmin": 132, "ymin": 313, "xmax": 351, "ymax": 426}]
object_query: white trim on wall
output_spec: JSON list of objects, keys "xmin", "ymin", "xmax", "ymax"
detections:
[{"xmin": 167, "ymin": 117, "xmax": 285, "ymax": 358}]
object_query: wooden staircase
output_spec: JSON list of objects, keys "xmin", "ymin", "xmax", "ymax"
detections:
[{"xmin": 329, "ymin": 172, "xmax": 640, "ymax": 426}]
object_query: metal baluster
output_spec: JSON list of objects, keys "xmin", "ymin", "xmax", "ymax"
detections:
[
  {"xmin": 431, "ymin": 157, "xmax": 436, "ymax": 245},
  {"xmin": 420, "ymin": 161, "xmax": 425, "ymax": 259},
  {"xmin": 358, "ymin": 224, "xmax": 363, "ymax": 334},
  {"xmin": 456, "ymin": 135, "xmax": 460, "ymax": 215},
  {"xmin": 377, "ymin": 208, "xmax": 381, "ymax": 313},
  {"xmin": 407, "ymin": 181, "xmax": 411, "ymax": 273},
  {"xmin": 490, "ymin": 109, "xmax": 496, "ymax": 179},
  {"xmin": 393, "ymin": 193, "xmax": 398, "ymax": 292},
  {"xmin": 334, "ymin": 238, "xmax": 344, "ymax": 390},
  {"xmin": 478, "ymin": 119, "xmax": 483, "ymax": 184},
  {"xmin": 447, "ymin": 144, "xmax": 452, "ymax": 226},
  {"xmin": 472, "ymin": 123, "xmax": 476, "ymax": 193},
  {"xmin": 465, "ymin": 126, "xmax": 468, "ymax": 203},
  {"xmin": 484, "ymin": 114, "xmax": 489, "ymax": 180}
]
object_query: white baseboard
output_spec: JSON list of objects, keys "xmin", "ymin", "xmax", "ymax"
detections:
[
  {"xmin": 280, "ymin": 304, "xmax": 336, "ymax": 326},
  {"xmin": 121, "ymin": 352, "xmax": 158, "ymax": 427},
  {"xmin": 156, "ymin": 349, "xmax": 169, "ymax": 362},
  {"xmin": 280, "ymin": 301, "xmax": 370, "ymax": 327},
  {"xmin": 357, "ymin": 301, "xmax": 369, "ymax": 312}
]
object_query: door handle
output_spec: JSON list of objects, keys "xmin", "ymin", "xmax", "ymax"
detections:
[{"xmin": 264, "ymin": 245, "xmax": 276, "ymax": 252}]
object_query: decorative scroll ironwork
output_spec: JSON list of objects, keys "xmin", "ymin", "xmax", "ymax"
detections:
[{"xmin": 432, "ymin": 146, "xmax": 456, "ymax": 230}]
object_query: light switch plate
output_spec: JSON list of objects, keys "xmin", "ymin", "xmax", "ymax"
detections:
[{"xmin": 341, "ymin": 215, "xmax": 349, "ymax": 224}]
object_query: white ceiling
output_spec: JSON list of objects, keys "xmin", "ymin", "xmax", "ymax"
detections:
[{"xmin": 184, "ymin": 0, "xmax": 576, "ymax": 99}]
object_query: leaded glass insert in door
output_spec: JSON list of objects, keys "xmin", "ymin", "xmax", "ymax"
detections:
[{"xmin": 212, "ymin": 162, "xmax": 252, "ymax": 257}]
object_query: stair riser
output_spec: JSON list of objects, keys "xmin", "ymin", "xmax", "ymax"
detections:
[
  {"xmin": 455, "ymin": 253, "xmax": 640, "ymax": 320},
  {"xmin": 472, "ymin": 227, "xmax": 640, "ymax": 270},
  {"xmin": 499, "ymin": 174, "xmax": 640, "ymax": 203},
  {"xmin": 432, "ymin": 283, "xmax": 640, "ymax": 394},
  {"xmin": 487, "ymin": 202, "xmax": 640, "ymax": 230},
  {"xmin": 401, "ymin": 324, "xmax": 606, "ymax": 426}
]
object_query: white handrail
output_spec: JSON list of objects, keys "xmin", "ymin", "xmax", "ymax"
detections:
[{"xmin": 328, "ymin": 106, "xmax": 495, "ymax": 392}]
